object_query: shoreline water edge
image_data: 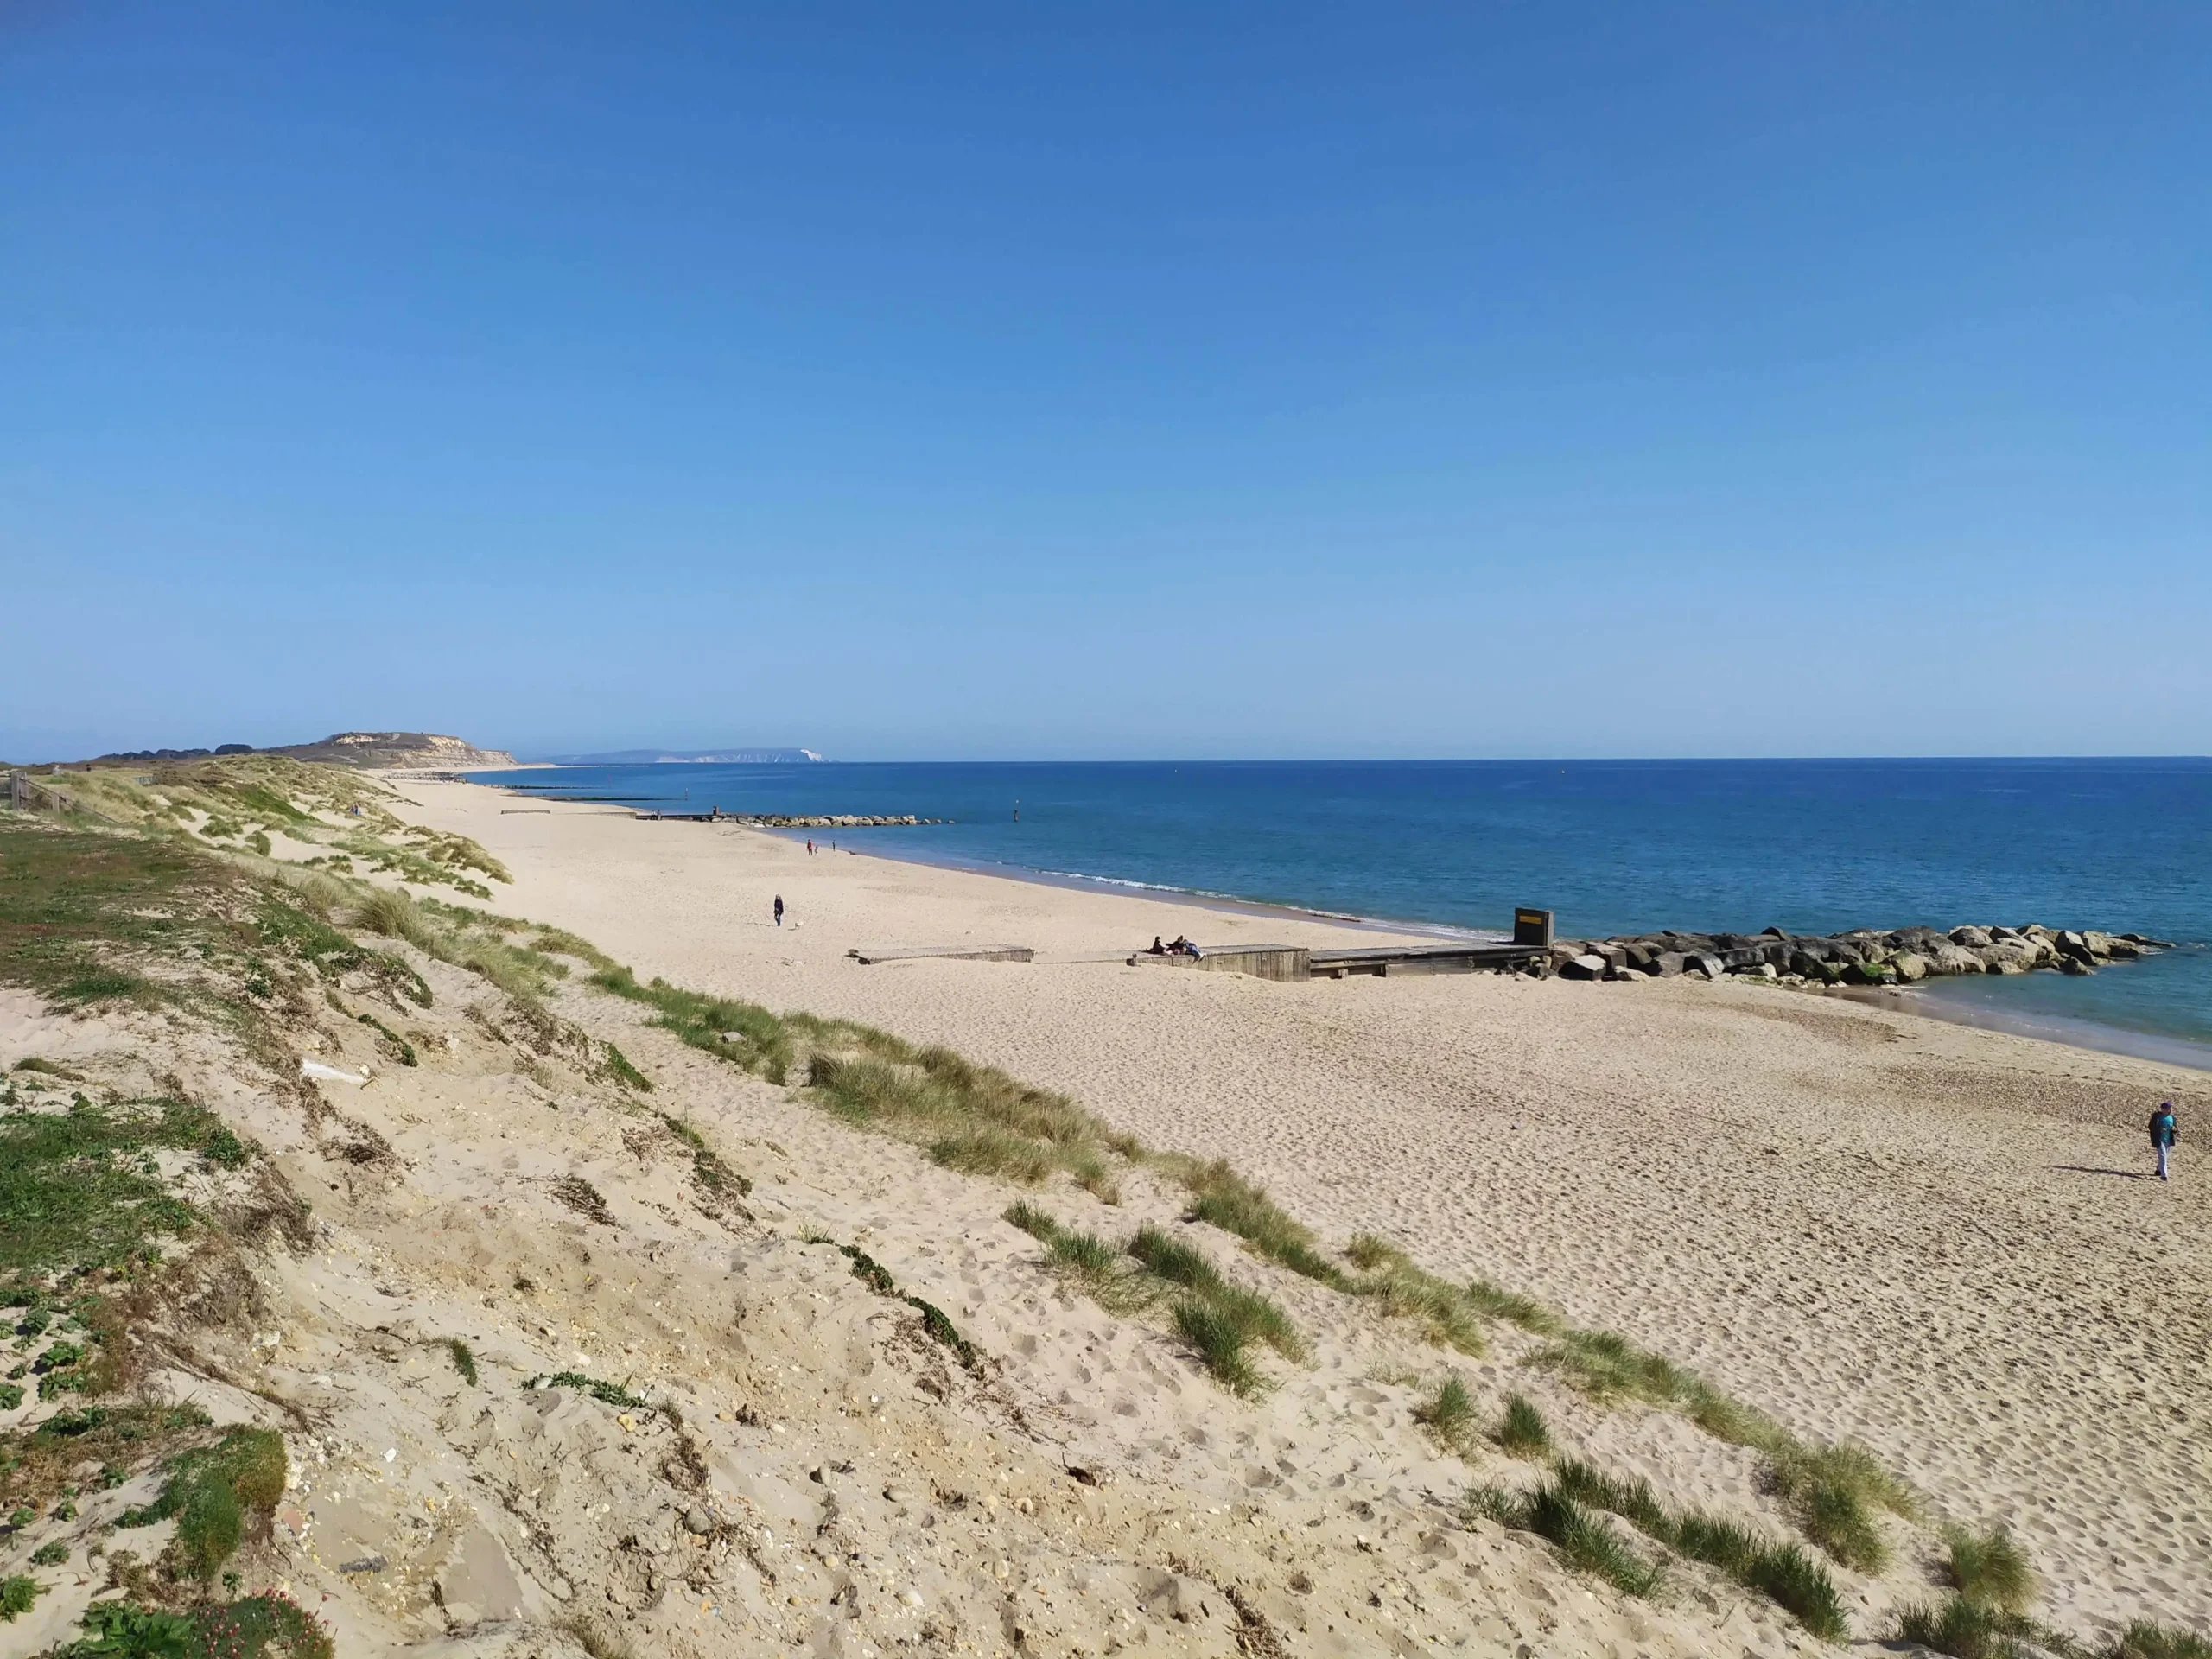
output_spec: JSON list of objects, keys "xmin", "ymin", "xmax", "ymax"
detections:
[{"xmin": 461, "ymin": 768, "xmax": 2212, "ymax": 1073}]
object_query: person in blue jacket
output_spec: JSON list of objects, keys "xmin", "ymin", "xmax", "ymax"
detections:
[{"xmin": 2149, "ymin": 1103, "xmax": 2177, "ymax": 1182}]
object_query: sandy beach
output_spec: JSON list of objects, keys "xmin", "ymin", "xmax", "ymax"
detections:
[{"xmin": 389, "ymin": 779, "xmax": 2212, "ymax": 1637}]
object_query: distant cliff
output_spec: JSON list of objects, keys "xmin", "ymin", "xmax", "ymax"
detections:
[
  {"xmin": 269, "ymin": 731, "xmax": 519, "ymax": 770},
  {"xmin": 88, "ymin": 731, "xmax": 518, "ymax": 770}
]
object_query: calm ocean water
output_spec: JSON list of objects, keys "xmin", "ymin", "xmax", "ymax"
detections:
[{"xmin": 476, "ymin": 759, "xmax": 2212, "ymax": 1065}]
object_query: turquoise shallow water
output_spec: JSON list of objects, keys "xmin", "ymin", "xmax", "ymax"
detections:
[{"xmin": 478, "ymin": 757, "xmax": 2212, "ymax": 1067}]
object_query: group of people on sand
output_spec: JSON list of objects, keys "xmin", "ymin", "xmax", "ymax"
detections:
[{"xmin": 1143, "ymin": 935, "xmax": 1202, "ymax": 959}]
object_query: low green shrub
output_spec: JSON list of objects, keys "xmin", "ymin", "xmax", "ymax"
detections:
[{"xmin": 118, "ymin": 1427, "xmax": 286, "ymax": 1581}]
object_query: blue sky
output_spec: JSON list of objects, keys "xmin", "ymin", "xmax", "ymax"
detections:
[{"xmin": 4, "ymin": 3, "xmax": 2207, "ymax": 761}]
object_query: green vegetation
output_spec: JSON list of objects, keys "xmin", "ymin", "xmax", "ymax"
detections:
[
  {"xmin": 1467, "ymin": 1482, "xmax": 1665, "ymax": 1598},
  {"xmin": 1172, "ymin": 1300, "xmax": 1263, "ymax": 1396},
  {"xmin": 1945, "ymin": 1524, "xmax": 2036, "ymax": 1614},
  {"xmin": 1465, "ymin": 1277, "xmax": 1567, "ymax": 1334},
  {"xmin": 823, "ymin": 1243, "xmax": 983, "ymax": 1372},
  {"xmin": 602, "ymin": 1043, "xmax": 652, "ymax": 1091},
  {"xmin": 531, "ymin": 1372, "xmax": 652, "ymax": 1410},
  {"xmin": 52, "ymin": 1592, "xmax": 334, "ymax": 1659},
  {"xmin": 1128, "ymin": 1224, "xmax": 1303, "ymax": 1358},
  {"xmin": 1344, "ymin": 1235, "xmax": 1486, "ymax": 1354},
  {"xmin": 1169, "ymin": 1158, "xmax": 1344, "ymax": 1284},
  {"xmin": 1001, "ymin": 1201, "xmax": 1058, "ymax": 1241},
  {"xmin": 2097, "ymin": 1624, "xmax": 2212, "ymax": 1659},
  {"xmin": 2, "ymin": 1575, "xmax": 41, "ymax": 1620},
  {"xmin": 118, "ymin": 1427, "xmax": 286, "ymax": 1582},
  {"xmin": 1550, "ymin": 1458, "xmax": 1847, "ymax": 1640},
  {"xmin": 443, "ymin": 1338, "xmax": 477, "ymax": 1387},
  {"xmin": 1413, "ymin": 1374, "xmax": 1476, "ymax": 1447},
  {"xmin": 12, "ymin": 1058, "xmax": 82, "ymax": 1081},
  {"xmin": 0, "ymin": 1096, "xmax": 226, "ymax": 1288},
  {"xmin": 1497, "ymin": 1393, "xmax": 1552, "ymax": 1458},
  {"xmin": 1766, "ymin": 1440, "xmax": 1910, "ymax": 1573},
  {"xmin": 593, "ymin": 966, "xmax": 795, "ymax": 1079},
  {"xmin": 1891, "ymin": 1598, "xmax": 2039, "ymax": 1659},
  {"xmin": 1529, "ymin": 1326, "xmax": 1909, "ymax": 1570},
  {"xmin": 0, "ymin": 1405, "xmax": 212, "ymax": 1528},
  {"xmin": 354, "ymin": 1011, "xmax": 418, "ymax": 1065},
  {"xmin": 659, "ymin": 1115, "xmax": 749, "ymax": 1198},
  {"xmin": 1046, "ymin": 1227, "xmax": 1121, "ymax": 1280}
]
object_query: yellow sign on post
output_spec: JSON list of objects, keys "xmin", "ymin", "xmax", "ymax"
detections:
[{"xmin": 1513, "ymin": 908, "xmax": 1554, "ymax": 947}]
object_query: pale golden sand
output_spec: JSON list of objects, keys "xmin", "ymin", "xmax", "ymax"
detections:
[{"xmin": 386, "ymin": 782, "xmax": 2212, "ymax": 1637}]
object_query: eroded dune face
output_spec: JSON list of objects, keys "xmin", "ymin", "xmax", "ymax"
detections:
[{"xmin": 2, "ymin": 952, "xmax": 1816, "ymax": 1659}]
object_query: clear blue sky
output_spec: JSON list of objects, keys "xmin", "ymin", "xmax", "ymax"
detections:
[{"xmin": 4, "ymin": 3, "xmax": 2207, "ymax": 761}]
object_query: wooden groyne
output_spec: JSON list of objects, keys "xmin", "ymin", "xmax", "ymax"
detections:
[
  {"xmin": 1128, "ymin": 944, "xmax": 1313, "ymax": 982},
  {"xmin": 849, "ymin": 945, "xmax": 1036, "ymax": 964},
  {"xmin": 1308, "ymin": 942, "xmax": 1547, "ymax": 979}
]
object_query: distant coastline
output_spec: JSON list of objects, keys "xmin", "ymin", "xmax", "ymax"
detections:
[{"xmin": 467, "ymin": 755, "xmax": 2212, "ymax": 1070}]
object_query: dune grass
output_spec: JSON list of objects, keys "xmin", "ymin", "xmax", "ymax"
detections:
[
  {"xmin": 1497, "ymin": 1393, "xmax": 1553, "ymax": 1459},
  {"xmin": 1046, "ymin": 1227, "xmax": 1122, "ymax": 1280},
  {"xmin": 1944, "ymin": 1525, "xmax": 2036, "ymax": 1614},
  {"xmin": 1164, "ymin": 1158, "xmax": 1345, "ymax": 1285},
  {"xmin": 1414, "ymin": 1374, "xmax": 1477, "ymax": 1449},
  {"xmin": 1467, "ymin": 1482, "xmax": 1666, "ymax": 1598},
  {"xmin": 1172, "ymin": 1300, "xmax": 1264, "ymax": 1397},
  {"xmin": 1344, "ymin": 1235, "xmax": 1486, "ymax": 1355},
  {"xmin": 1529, "ymin": 1325, "xmax": 1907, "ymax": 1571},
  {"xmin": 1765, "ymin": 1439, "xmax": 1910, "ymax": 1573},
  {"xmin": 2097, "ymin": 1624, "xmax": 2212, "ymax": 1659},
  {"xmin": 1550, "ymin": 1457, "xmax": 1848, "ymax": 1640},
  {"xmin": 1892, "ymin": 1597, "xmax": 2040, "ymax": 1659},
  {"xmin": 1465, "ymin": 1277, "xmax": 1566, "ymax": 1334}
]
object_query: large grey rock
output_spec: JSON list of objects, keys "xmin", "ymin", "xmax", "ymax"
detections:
[
  {"xmin": 1891, "ymin": 952, "xmax": 1929, "ymax": 983},
  {"xmin": 1560, "ymin": 954, "xmax": 1608, "ymax": 981},
  {"xmin": 2105, "ymin": 938, "xmax": 2141, "ymax": 959},
  {"xmin": 1686, "ymin": 953, "xmax": 1725, "ymax": 980},
  {"xmin": 1950, "ymin": 925, "xmax": 1993, "ymax": 949},
  {"xmin": 1982, "ymin": 944, "xmax": 2035, "ymax": 975},
  {"xmin": 1928, "ymin": 944, "xmax": 1984, "ymax": 976},
  {"xmin": 1649, "ymin": 951, "xmax": 1685, "ymax": 977},
  {"xmin": 2058, "ymin": 956, "xmax": 2095, "ymax": 976},
  {"xmin": 2081, "ymin": 931, "xmax": 2116, "ymax": 959}
]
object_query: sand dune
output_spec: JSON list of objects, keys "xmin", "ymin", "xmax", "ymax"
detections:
[{"xmin": 389, "ymin": 781, "xmax": 2212, "ymax": 1639}]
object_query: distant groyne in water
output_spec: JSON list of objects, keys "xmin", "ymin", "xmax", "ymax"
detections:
[{"xmin": 1541, "ymin": 923, "xmax": 2172, "ymax": 985}]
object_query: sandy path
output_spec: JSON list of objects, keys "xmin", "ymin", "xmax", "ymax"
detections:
[{"xmin": 391, "ymin": 781, "xmax": 2212, "ymax": 1633}]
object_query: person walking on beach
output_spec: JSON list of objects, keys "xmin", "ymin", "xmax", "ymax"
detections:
[
  {"xmin": 2149, "ymin": 1102, "xmax": 2177, "ymax": 1181},
  {"xmin": 773, "ymin": 894, "xmax": 785, "ymax": 927}
]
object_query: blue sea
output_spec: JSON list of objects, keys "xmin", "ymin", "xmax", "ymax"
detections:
[{"xmin": 474, "ymin": 758, "xmax": 2212, "ymax": 1068}]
